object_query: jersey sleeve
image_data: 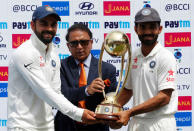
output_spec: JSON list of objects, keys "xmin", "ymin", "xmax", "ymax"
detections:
[
  {"xmin": 12, "ymin": 50, "xmax": 84, "ymax": 122},
  {"xmin": 157, "ymin": 51, "xmax": 177, "ymax": 91}
]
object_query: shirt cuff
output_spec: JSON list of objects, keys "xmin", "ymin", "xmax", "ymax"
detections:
[
  {"xmin": 85, "ymin": 86, "xmax": 90, "ymax": 96},
  {"xmin": 74, "ymin": 108, "xmax": 84, "ymax": 122}
]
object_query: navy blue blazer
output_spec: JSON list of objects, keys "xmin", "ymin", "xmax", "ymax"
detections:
[{"xmin": 55, "ymin": 55, "xmax": 117, "ymax": 131}]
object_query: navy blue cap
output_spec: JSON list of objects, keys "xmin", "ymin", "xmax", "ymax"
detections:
[
  {"xmin": 135, "ymin": 7, "xmax": 161, "ymax": 23},
  {"xmin": 32, "ymin": 6, "xmax": 61, "ymax": 21}
]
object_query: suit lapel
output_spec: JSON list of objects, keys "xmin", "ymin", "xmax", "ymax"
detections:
[
  {"xmin": 88, "ymin": 56, "xmax": 99, "ymax": 84},
  {"xmin": 68, "ymin": 56, "xmax": 79, "ymax": 85}
]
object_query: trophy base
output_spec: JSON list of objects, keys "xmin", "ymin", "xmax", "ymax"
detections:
[
  {"xmin": 96, "ymin": 114, "xmax": 119, "ymax": 121},
  {"xmin": 95, "ymin": 103, "xmax": 122, "ymax": 121}
]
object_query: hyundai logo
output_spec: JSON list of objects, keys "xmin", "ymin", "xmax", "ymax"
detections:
[{"xmin": 79, "ymin": 2, "xmax": 94, "ymax": 10}]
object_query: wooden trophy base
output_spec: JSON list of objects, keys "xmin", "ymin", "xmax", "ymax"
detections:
[
  {"xmin": 96, "ymin": 114, "xmax": 119, "ymax": 121},
  {"xmin": 95, "ymin": 103, "xmax": 122, "ymax": 121}
]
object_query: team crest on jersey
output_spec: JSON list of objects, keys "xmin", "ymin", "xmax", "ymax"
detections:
[
  {"xmin": 51, "ymin": 60, "xmax": 56, "ymax": 67},
  {"xmin": 149, "ymin": 61, "xmax": 156, "ymax": 68}
]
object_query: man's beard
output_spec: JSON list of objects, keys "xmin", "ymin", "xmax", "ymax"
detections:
[
  {"xmin": 138, "ymin": 34, "xmax": 158, "ymax": 46},
  {"xmin": 35, "ymin": 29, "xmax": 55, "ymax": 45}
]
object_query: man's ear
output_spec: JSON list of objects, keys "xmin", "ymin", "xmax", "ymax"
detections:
[
  {"xmin": 31, "ymin": 21, "xmax": 35, "ymax": 32},
  {"xmin": 134, "ymin": 26, "xmax": 138, "ymax": 34},
  {"xmin": 67, "ymin": 43, "xmax": 70, "ymax": 50},
  {"xmin": 159, "ymin": 26, "xmax": 163, "ymax": 34}
]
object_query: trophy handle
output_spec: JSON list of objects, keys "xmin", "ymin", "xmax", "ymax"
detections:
[
  {"xmin": 98, "ymin": 43, "xmax": 106, "ymax": 99},
  {"xmin": 115, "ymin": 44, "xmax": 132, "ymax": 101},
  {"xmin": 115, "ymin": 55, "xmax": 124, "ymax": 96}
]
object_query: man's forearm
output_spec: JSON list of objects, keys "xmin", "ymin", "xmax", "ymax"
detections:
[
  {"xmin": 117, "ymin": 88, "xmax": 132, "ymax": 106},
  {"xmin": 130, "ymin": 89, "xmax": 173, "ymax": 117}
]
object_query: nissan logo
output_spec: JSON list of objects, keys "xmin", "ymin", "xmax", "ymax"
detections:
[{"xmin": 79, "ymin": 2, "xmax": 94, "ymax": 10}]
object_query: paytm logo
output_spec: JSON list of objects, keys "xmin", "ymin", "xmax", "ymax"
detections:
[
  {"xmin": 0, "ymin": 22, "xmax": 8, "ymax": 29},
  {"xmin": 91, "ymin": 50, "xmax": 100, "ymax": 59},
  {"xmin": 12, "ymin": 22, "xmax": 31, "ymax": 29},
  {"xmin": 178, "ymin": 96, "xmax": 191, "ymax": 111},
  {"xmin": 175, "ymin": 112, "xmax": 192, "ymax": 126},
  {"xmin": 74, "ymin": 21, "xmax": 100, "ymax": 29},
  {"xmin": 104, "ymin": 21, "xmax": 130, "ymax": 29},
  {"xmin": 42, "ymin": 1, "xmax": 69, "ymax": 16},
  {"xmin": 165, "ymin": 20, "xmax": 190, "ymax": 28},
  {"xmin": 58, "ymin": 53, "xmax": 69, "ymax": 60},
  {"xmin": 0, "ymin": 119, "xmax": 7, "ymax": 127},
  {"xmin": 0, "ymin": 67, "xmax": 8, "ymax": 81},
  {"xmin": 58, "ymin": 21, "xmax": 69, "ymax": 29},
  {"xmin": 165, "ymin": 32, "xmax": 191, "ymax": 47},
  {"xmin": 12, "ymin": 34, "xmax": 31, "ymax": 48},
  {"xmin": 0, "ymin": 83, "xmax": 8, "ymax": 97},
  {"xmin": 104, "ymin": 1, "xmax": 130, "ymax": 16}
]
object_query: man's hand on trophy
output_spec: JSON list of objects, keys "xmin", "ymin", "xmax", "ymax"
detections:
[
  {"xmin": 110, "ymin": 110, "xmax": 131, "ymax": 128},
  {"xmin": 81, "ymin": 109, "xmax": 96, "ymax": 124},
  {"xmin": 81, "ymin": 109, "xmax": 107, "ymax": 125},
  {"xmin": 86, "ymin": 77, "xmax": 105, "ymax": 95}
]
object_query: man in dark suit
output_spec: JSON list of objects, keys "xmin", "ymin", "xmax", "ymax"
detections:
[{"xmin": 54, "ymin": 23, "xmax": 117, "ymax": 131}]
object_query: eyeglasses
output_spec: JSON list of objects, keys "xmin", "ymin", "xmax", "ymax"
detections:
[{"xmin": 68, "ymin": 40, "xmax": 91, "ymax": 48}]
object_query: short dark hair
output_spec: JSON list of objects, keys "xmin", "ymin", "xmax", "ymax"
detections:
[{"xmin": 66, "ymin": 23, "xmax": 93, "ymax": 42}]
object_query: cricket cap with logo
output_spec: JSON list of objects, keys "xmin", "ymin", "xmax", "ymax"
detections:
[
  {"xmin": 135, "ymin": 7, "xmax": 161, "ymax": 23},
  {"xmin": 32, "ymin": 5, "xmax": 61, "ymax": 21}
]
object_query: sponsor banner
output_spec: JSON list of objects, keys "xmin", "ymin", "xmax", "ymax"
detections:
[
  {"xmin": 178, "ymin": 96, "xmax": 192, "ymax": 111},
  {"xmin": 58, "ymin": 53, "xmax": 69, "ymax": 60},
  {"xmin": 42, "ymin": 1, "xmax": 69, "ymax": 16},
  {"xmin": 164, "ymin": 3, "xmax": 190, "ymax": 12},
  {"xmin": 74, "ymin": 21, "xmax": 100, "ymax": 29},
  {"xmin": 177, "ymin": 67, "xmax": 191, "ymax": 75},
  {"xmin": 58, "ymin": 21, "xmax": 69, "ymax": 29},
  {"xmin": 104, "ymin": 21, "xmax": 130, "ymax": 29},
  {"xmin": 0, "ymin": 22, "xmax": 7, "ymax": 29},
  {"xmin": 12, "ymin": 4, "xmax": 38, "ymax": 13},
  {"xmin": 12, "ymin": 34, "xmax": 31, "ymax": 48},
  {"xmin": 164, "ymin": 20, "xmax": 191, "ymax": 28},
  {"xmin": 164, "ymin": 32, "xmax": 191, "ymax": 47},
  {"xmin": 0, "ymin": 33, "xmax": 6, "ymax": 48},
  {"xmin": 75, "ymin": 2, "xmax": 98, "ymax": 16},
  {"xmin": 12, "ymin": 21, "xmax": 31, "ymax": 29},
  {"xmin": 0, "ymin": 67, "xmax": 8, "ymax": 81},
  {"xmin": 0, "ymin": 83, "xmax": 8, "ymax": 97},
  {"xmin": 175, "ymin": 112, "xmax": 192, "ymax": 127},
  {"xmin": 104, "ymin": 1, "xmax": 130, "ymax": 16},
  {"xmin": 0, "ymin": 119, "xmax": 7, "ymax": 127}
]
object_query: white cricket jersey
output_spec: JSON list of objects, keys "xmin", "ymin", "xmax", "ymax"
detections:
[
  {"xmin": 7, "ymin": 33, "xmax": 84, "ymax": 131},
  {"xmin": 125, "ymin": 42, "xmax": 178, "ymax": 118}
]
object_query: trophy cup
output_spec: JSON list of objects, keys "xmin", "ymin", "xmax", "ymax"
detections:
[{"xmin": 95, "ymin": 30, "xmax": 131, "ymax": 121}]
